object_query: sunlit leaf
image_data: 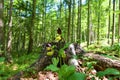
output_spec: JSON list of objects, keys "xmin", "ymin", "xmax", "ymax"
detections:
[
  {"xmin": 45, "ymin": 64, "xmax": 59, "ymax": 72},
  {"xmin": 97, "ymin": 68, "xmax": 120, "ymax": 77},
  {"xmin": 67, "ymin": 72, "xmax": 86, "ymax": 80},
  {"xmin": 0, "ymin": 57, "xmax": 5, "ymax": 62}
]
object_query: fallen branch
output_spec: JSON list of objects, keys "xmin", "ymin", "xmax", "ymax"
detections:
[
  {"xmin": 8, "ymin": 42, "xmax": 85, "ymax": 80},
  {"xmin": 84, "ymin": 53, "xmax": 120, "ymax": 70}
]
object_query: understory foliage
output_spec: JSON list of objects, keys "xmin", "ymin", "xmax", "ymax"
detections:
[
  {"xmin": 45, "ymin": 58, "xmax": 86, "ymax": 80},
  {"xmin": 44, "ymin": 42, "xmax": 120, "ymax": 80},
  {"xmin": 1, "ymin": 0, "xmax": 120, "ymax": 79},
  {"xmin": 0, "ymin": 42, "xmax": 120, "ymax": 79},
  {"xmin": 0, "ymin": 53, "xmax": 39, "ymax": 80}
]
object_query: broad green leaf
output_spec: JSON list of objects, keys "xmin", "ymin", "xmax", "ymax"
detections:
[
  {"xmin": 97, "ymin": 68, "xmax": 120, "ymax": 77},
  {"xmin": 58, "ymin": 65, "xmax": 75, "ymax": 79},
  {"xmin": 67, "ymin": 72, "xmax": 86, "ymax": 80},
  {"xmin": 52, "ymin": 57, "xmax": 59, "ymax": 66},
  {"xmin": 45, "ymin": 64, "xmax": 59, "ymax": 72},
  {"xmin": 0, "ymin": 57, "xmax": 5, "ymax": 62},
  {"xmin": 58, "ymin": 49, "xmax": 66, "ymax": 58}
]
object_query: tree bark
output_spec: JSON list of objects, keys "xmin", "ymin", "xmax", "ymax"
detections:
[
  {"xmin": 84, "ymin": 53, "xmax": 120, "ymax": 70},
  {"xmin": 87, "ymin": 0, "xmax": 90, "ymax": 46},
  {"xmin": 108, "ymin": 0, "xmax": 111, "ymax": 44},
  {"xmin": 6, "ymin": 0, "xmax": 13, "ymax": 63},
  {"xmin": 27, "ymin": 0, "xmax": 36, "ymax": 54},
  {"xmin": 77, "ymin": 0, "xmax": 82, "ymax": 44},
  {"xmin": 67, "ymin": 0, "xmax": 71, "ymax": 42},
  {"xmin": 42, "ymin": 0, "xmax": 46, "ymax": 43},
  {"xmin": 97, "ymin": 0, "xmax": 100, "ymax": 44},
  {"xmin": 111, "ymin": 0, "xmax": 115, "ymax": 45},
  {"xmin": 0, "ymin": 0, "xmax": 4, "ymax": 52},
  {"xmin": 71, "ymin": 0, "xmax": 75, "ymax": 42},
  {"xmin": 118, "ymin": 0, "xmax": 120, "ymax": 43}
]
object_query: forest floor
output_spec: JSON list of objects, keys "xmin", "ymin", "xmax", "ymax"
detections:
[{"xmin": 1, "ymin": 40, "xmax": 120, "ymax": 80}]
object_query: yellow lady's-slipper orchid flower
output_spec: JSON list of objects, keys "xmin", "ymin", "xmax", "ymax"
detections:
[
  {"xmin": 47, "ymin": 50, "xmax": 54, "ymax": 56},
  {"xmin": 46, "ymin": 47, "xmax": 51, "ymax": 51},
  {"xmin": 55, "ymin": 35, "xmax": 61, "ymax": 42}
]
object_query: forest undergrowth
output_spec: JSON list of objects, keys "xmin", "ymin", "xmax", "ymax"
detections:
[{"xmin": 0, "ymin": 40, "xmax": 120, "ymax": 80}]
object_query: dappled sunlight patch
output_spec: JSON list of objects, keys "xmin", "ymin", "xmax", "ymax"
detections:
[
  {"xmin": 12, "ymin": 64, "xmax": 18, "ymax": 70},
  {"xmin": 20, "ymin": 78, "xmax": 34, "ymax": 80}
]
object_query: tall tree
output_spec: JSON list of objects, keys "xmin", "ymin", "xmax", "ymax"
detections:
[
  {"xmin": 108, "ymin": 0, "xmax": 111, "ymax": 44},
  {"xmin": 64, "ymin": 1, "xmax": 68, "ymax": 40},
  {"xmin": 0, "ymin": 0, "xmax": 4, "ymax": 52},
  {"xmin": 97, "ymin": 0, "xmax": 100, "ymax": 44},
  {"xmin": 6, "ymin": 0, "xmax": 13, "ymax": 63},
  {"xmin": 77, "ymin": 0, "xmax": 82, "ymax": 43},
  {"xmin": 42, "ymin": 0, "xmax": 46, "ymax": 43},
  {"xmin": 71, "ymin": 0, "xmax": 75, "ymax": 42},
  {"xmin": 27, "ymin": 0, "xmax": 36, "ymax": 53},
  {"xmin": 87, "ymin": 0, "xmax": 90, "ymax": 46},
  {"xmin": 112, "ymin": 0, "xmax": 115, "ymax": 45},
  {"xmin": 67, "ymin": 0, "xmax": 71, "ymax": 42},
  {"xmin": 59, "ymin": 0, "xmax": 62, "ymax": 27},
  {"xmin": 118, "ymin": 0, "xmax": 120, "ymax": 42}
]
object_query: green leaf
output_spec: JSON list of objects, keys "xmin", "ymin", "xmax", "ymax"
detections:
[
  {"xmin": 58, "ymin": 49, "xmax": 66, "ymax": 58},
  {"xmin": 67, "ymin": 72, "xmax": 86, "ymax": 80},
  {"xmin": 52, "ymin": 57, "xmax": 59, "ymax": 66},
  {"xmin": 63, "ymin": 43, "xmax": 70, "ymax": 49},
  {"xmin": 97, "ymin": 68, "xmax": 120, "ymax": 77},
  {"xmin": 58, "ymin": 65, "xmax": 75, "ymax": 79},
  {"xmin": 45, "ymin": 64, "xmax": 59, "ymax": 72},
  {"xmin": 0, "ymin": 57, "xmax": 5, "ymax": 62},
  {"xmin": 86, "ymin": 61, "xmax": 96, "ymax": 70}
]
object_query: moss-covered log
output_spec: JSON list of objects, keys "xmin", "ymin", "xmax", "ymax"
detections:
[{"xmin": 84, "ymin": 53, "xmax": 120, "ymax": 70}]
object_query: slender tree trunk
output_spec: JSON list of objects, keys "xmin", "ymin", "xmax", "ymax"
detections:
[
  {"xmin": 77, "ymin": 0, "xmax": 82, "ymax": 44},
  {"xmin": 43, "ymin": 0, "xmax": 46, "ymax": 43},
  {"xmin": 87, "ymin": 0, "xmax": 90, "ymax": 47},
  {"xmin": 79, "ymin": 0, "xmax": 82, "ymax": 43},
  {"xmin": 64, "ymin": 2, "xmax": 67, "ymax": 40},
  {"xmin": 6, "ymin": 0, "xmax": 13, "ymax": 63},
  {"xmin": 59, "ymin": 0, "xmax": 62, "ymax": 27},
  {"xmin": 108, "ymin": 0, "xmax": 111, "ymax": 44},
  {"xmin": 71, "ymin": 0, "xmax": 75, "ymax": 42},
  {"xmin": 118, "ymin": 0, "xmax": 120, "ymax": 43},
  {"xmin": 111, "ymin": 0, "xmax": 115, "ymax": 45},
  {"xmin": 77, "ymin": 0, "xmax": 80, "ymax": 42},
  {"xmin": 67, "ymin": 0, "xmax": 71, "ymax": 42},
  {"xmin": 0, "ymin": 0, "xmax": 4, "ymax": 52},
  {"xmin": 97, "ymin": 0, "xmax": 100, "ymax": 44},
  {"xmin": 22, "ymin": 33, "xmax": 25, "ymax": 51},
  {"xmin": 27, "ymin": 0, "xmax": 36, "ymax": 53}
]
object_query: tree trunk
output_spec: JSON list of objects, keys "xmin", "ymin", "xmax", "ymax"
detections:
[
  {"xmin": 22, "ymin": 33, "xmax": 26, "ymax": 51},
  {"xmin": 87, "ymin": 0, "xmax": 90, "ymax": 47},
  {"xmin": 42, "ymin": 0, "xmax": 46, "ymax": 43},
  {"xmin": 6, "ymin": 0, "xmax": 13, "ymax": 63},
  {"xmin": 77, "ymin": 0, "xmax": 82, "ymax": 44},
  {"xmin": 59, "ymin": 0, "xmax": 62, "ymax": 27},
  {"xmin": 97, "ymin": 0, "xmax": 100, "ymax": 44},
  {"xmin": 108, "ymin": 0, "xmax": 111, "ymax": 44},
  {"xmin": 118, "ymin": 0, "xmax": 120, "ymax": 43},
  {"xmin": 0, "ymin": 0, "xmax": 4, "ymax": 52},
  {"xmin": 27, "ymin": 0, "xmax": 36, "ymax": 54},
  {"xmin": 111, "ymin": 0, "xmax": 115, "ymax": 45},
  {"xmin": 67, "ymin": 0, "xmax": 71, "ymax": 42},
  {"xmin": 64, "ymin": 2, "xmax": 68, "ymax": 41},
  {"xmin": 71, "ymin": 0, "xmax": 75, "ymax": 42}
]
